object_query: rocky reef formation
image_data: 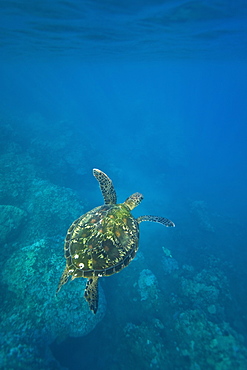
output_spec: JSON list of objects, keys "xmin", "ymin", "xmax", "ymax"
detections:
[
  {"xmin": 1, "ymin": 118, "xmax": 247, "ymax": 369},
  {"xmin": 0, "ymin": 130, "xmax": 106, "ymax": 369},
  {"xmin": 0, "ymin": 238, "xmax": 105, "ymax": 369},
  {"xmin": 0, "ymin": 204, "xmax": 27, "ymax": 244},
  {"xmin": 101, "ymin": 247, "xmax": 247, "ymax": 370},
  {"xmin": 0, "ymin": 141, "xmax": 85, "ymax": 243}
]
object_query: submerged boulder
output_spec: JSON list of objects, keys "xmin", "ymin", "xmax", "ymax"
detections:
[
  {"xmin": 1, "ymin": 238, "xmax": 106, "ymax": 369},
  {"xmin": 0, "ymin": 204, "xmax": 27, "ymax": 244}
]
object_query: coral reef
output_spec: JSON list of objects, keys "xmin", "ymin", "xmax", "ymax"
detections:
[
  {"xmin": 22, "ymin": 177, "xmax": 84, "ymax": 241},
  {"xmin": 0, "ymin": 143, "xmax": 84, "ymax": 242},
  {"xmin": 137, "ymin": 268, "xmax": 159, "ymax": 302},
  {"xmin": 179, "ymin": 265, "xmax": 231, "ymax": 320},
  {"xmin": 0, "ymin": 238, "xmax": 106, "ymax": 369},
  {"xmin": 0, "ymin": 124, "xmax": 108, "ymax": 368},
  {"xmin": 124, "ymin": 319, "xmax": 168, "ymax": 368},
  {"xmin": 162, "ymin": 247, "xmax": 179, "ymax": 275},
  {"xmin": 0, "ymin": 204, "xmax": 27, "ymax": 244},
  {"xmin": 118, "ymin": 254, "xmax": 247, "ymax": 369},
  {"xmin": 174, "ymin": 309, "xmax": 247, "ymax": 369},
  {"xmin": 1, "ymin": 117, "xmax": 247, "ymax": 369}
]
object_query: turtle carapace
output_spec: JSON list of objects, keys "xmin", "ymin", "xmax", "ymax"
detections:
[{"xmin": 56, "ymin": 169, "xmax": 175, "ymax": 314}]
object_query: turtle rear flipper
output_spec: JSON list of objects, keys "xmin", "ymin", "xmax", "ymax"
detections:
[
  {"xmin": 56, "ymin": 269, "xmax": 70, "ymax": 294},
  {"xmin": 84, "ymin": 277, "xmax": 99, "ymax": 314},
  {"xmin": 137, "ymin": 215, "xmax": 175, "ymax": 227}
]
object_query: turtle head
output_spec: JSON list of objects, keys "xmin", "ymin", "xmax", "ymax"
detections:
[{"xmin": 124, "ymin": 192, "xmax": 143, "ymax": 210}]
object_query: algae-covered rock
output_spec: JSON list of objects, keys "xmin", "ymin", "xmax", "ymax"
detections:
[
  {"xmin": 180, "ymin": 267, "xmax": 231, "ymax": 318},
  {"xmin": 175, "ymin": 309, "xmax": 247, "ymax": 369},
  {"xmin": 162, "ymin": 254, "xmax": 179, "ymax": 275},
  {"xmin": 1, "ymin": 238, "xmax": 106, "ymax": 369},
  {"xmin": 124, "ymin": 319, "xmax": 168, "ymax": 369},
  {"xmin": 138, "ymin": 269, "xmax": 159, "ymax": 302},
  {"xmin": 0, "ymin": 144, "xmax": 85, "ymax": 243},
  {"xmin": 0, "ymin": 204, "xmax": 27, "ymax": 244},
  {"xmin": 22, "ymin": 178, "xmax": 84, "ymax": 241}
]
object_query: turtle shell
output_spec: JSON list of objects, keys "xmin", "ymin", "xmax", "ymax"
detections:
[{"xmin": 64, "ymin": 203, "xmax": 139, "ymax": 279}]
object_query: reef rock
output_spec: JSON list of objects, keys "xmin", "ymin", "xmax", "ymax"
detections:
[
  {"xmin": 21, "ymin": 178, "xmax": 84, "ymax": 241},
  {"xmin": 1, "ymin": 238, "xmax": 106, "ymax": 369},
  {"xmin": 175, "ymin": 309, "xmax": 247, "ymax": 369},
  {"xmin": 0, "ymin": 204, "xmax": 27, "ymax": 244},
  {"xmin": 124, "ymin": 319, "xmax": 168, "ymax": 368},
  {"xmin": 138, "ymin": 269, "xmax": 159, "ymax": 302}
]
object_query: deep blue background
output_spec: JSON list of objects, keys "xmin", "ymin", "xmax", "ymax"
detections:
[{"xmin": 1, "ymin": 60, "xmax": 246, "ymax": 215}]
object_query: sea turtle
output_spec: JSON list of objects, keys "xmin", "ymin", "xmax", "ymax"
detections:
[{"xmin": 56, "ymin": 169, "xmax": 175, "ymax": 314}]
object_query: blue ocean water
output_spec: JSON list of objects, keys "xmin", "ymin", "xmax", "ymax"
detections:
[{"xmin": 0, "ymin": 0, "xmax": 247, "ymax": 369}]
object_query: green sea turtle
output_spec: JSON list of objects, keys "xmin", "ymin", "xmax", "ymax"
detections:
[{"xmin": 56, "ymin": 169, "xmax": 175, "ymax": 314}]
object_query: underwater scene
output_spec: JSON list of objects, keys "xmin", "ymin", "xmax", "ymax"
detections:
[{"xmin": 0, "ymin": 0, "xmax": 247, "ymax": 369}]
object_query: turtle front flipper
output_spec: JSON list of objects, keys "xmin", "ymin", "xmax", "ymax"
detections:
[
  {"xmin": 84, "ymin": 277, "xmax": 99, "ymax": 314},
  {"xmin": 93, "ymin": 169, "xmax": 117, "ymax": 205},
  {"xmin": 137, "ymin": 215, "xmax": 175, "ymax": 227}
]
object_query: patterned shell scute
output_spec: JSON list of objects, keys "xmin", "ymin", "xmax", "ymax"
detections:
[{"xmin": 64, "ymin": 204, "xmax": 139, "ymax": 277}]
